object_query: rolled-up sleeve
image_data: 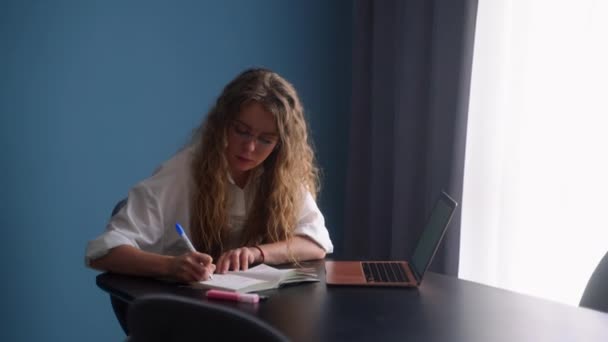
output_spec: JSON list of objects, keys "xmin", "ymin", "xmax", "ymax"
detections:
[
  {"xmin": 84, "ymin": 183, "xmax": 163, "ymax": 266},
  {"xmin": 293, "ymin": 191, "xmax": 334, "ymax": 253}
]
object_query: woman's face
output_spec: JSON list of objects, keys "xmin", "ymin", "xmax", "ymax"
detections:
[{"xmin": 226, "ymin": 101, "xmax": 279, "ymax": 183}]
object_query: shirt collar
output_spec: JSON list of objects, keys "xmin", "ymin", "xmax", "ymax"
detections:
[{"xmin": 227, "ymin": 166, "xmax": 264, "ymax": 188}]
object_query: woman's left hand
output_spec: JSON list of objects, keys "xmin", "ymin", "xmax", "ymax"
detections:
[{"xmin": 216, "ymin": 247, "xmax": 261, "ymax": 273}]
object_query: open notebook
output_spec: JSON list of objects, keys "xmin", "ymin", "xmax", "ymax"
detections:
[{"xmin": 191, "ymin": 264, "xmax": 319, "ymax": 293}]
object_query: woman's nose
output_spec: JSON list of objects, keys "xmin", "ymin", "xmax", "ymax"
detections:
[{"xmin": 243, "ymin": 137, "xmax": 257, "ymax": 152}]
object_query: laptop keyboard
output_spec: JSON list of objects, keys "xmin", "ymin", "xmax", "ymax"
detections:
[{"xmin": 362, "ymin": 262, "xmax": 409, "ymax": 283}]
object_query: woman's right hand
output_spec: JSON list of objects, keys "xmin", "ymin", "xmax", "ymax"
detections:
[{"xmin": 167, "ymin": 251, "xmax": 215, "ymax": 282}]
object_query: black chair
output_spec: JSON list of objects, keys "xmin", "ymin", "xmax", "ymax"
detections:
[
  {"xmin": 108, "ymin": 198, "xmax": 129, "ymax": 335},
  {"xmin": 127, "ymin": 294, "xmax": 289, "ymax": 342},
  {"xmin": 579, "ymin": 251, "xmax": 608, "ymax": 313}
]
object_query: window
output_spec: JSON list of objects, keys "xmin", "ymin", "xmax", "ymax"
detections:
[{"xmin": 460, "ymin": 0, "xmax": 608, "ymax": 305}]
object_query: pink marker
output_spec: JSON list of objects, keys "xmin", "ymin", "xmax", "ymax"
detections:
[{"xmin": 206, "ymin": 289, "xmax": 260, "ymax": 303}]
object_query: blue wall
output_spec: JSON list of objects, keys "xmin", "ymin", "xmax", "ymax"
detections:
[{"xmin": 0, "ymin": 1, "xmax": 351, "ymax": 340}]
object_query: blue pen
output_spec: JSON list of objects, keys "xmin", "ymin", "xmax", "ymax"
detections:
[{"xmin": 175, "ymin": 223, "xmax": 213, "ymax": 279}]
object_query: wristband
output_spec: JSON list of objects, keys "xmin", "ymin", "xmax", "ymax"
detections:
[{"xmin": 253, "ymin": 245, "xmax": 265, "ymax": 263}]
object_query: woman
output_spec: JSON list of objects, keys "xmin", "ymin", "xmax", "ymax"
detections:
[{"xmin": 86, "ymin": 68, "xmax": 333, "ymax": 282}]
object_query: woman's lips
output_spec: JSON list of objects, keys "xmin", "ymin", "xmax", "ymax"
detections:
[{"xmin": 237, "ymin": 155, "xmax": 253, "ymax": 163}]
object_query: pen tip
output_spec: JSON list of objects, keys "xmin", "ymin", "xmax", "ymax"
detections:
[{"xmin": 175, "ymin": 223, "xmax": 184, "ymax": 235}]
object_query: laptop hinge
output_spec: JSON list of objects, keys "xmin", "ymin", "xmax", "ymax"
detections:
[{"xmin": 409, "ymin": 263, "xmax": 422, "ymax": 285}]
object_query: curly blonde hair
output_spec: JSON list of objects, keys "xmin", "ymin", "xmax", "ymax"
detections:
[{"xmin": 189, "ymin": 68, "xmax": 319, "ymax": 259}]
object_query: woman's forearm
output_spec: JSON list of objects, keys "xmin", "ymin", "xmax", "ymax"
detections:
[
  {"xmin": 89, "ymin": 245, "xmax": 172, "ymax": 277},
  {"xmin": 260, "ymin": 236, "xmax": 326, "ymax": 265}
]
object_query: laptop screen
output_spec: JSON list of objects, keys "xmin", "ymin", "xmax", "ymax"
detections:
[{"xmin": 410, "ymin": 192, "xmax": 457, "ymax": 279}]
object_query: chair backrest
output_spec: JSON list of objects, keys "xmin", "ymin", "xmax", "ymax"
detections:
[
  {"xmin": 111, "ymin": 198, "xmax": 128, "ymax": 217},
  {"xmin": 579, "ymin": 251, "xmax": 608, "ymax": 313},
  {"xmin": 127, "ymin": 294, "xmax": 289, "ymax": 342}
]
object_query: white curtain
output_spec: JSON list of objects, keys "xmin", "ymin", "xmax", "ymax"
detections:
[{"xmin": 460, "ymin": 0, "xmax": 608, "ymax": 306}]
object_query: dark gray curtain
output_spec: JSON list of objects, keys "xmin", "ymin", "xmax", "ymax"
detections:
[{"xmin": 342, "ymin": 0, "xmax": 478, "ymax": 276}]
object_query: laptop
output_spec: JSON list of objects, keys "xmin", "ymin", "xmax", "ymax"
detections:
[{"xmin": 325, "ymin": 191, "xmax": 458, "ymax": 287}]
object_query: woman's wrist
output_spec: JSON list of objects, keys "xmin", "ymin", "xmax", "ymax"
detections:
[
  {"xmin": 161, "ymin": 255, "xmax": 175, "ymax": 277},
  {"xmin": 252, "ymin": 245, "xmax": 265, "ymax": 264}
]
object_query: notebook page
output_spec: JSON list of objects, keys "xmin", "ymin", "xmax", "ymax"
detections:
[
  {"xmin": 233, "ymin": 264, "xmax": 294, "ymax": 281},
  {"xmin": 199, "ymin": 273, "xmax": 267, "ymax": 291}
]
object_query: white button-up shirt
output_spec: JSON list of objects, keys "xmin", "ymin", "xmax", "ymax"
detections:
[{"xmin": 85, "ymin": 147, "xmax": 334, "ymax": 266}]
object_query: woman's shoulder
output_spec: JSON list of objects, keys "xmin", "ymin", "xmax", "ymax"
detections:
[
  {"xmin": 151, "ymin": 146, "xmax": 195, "ymax": 176},
  {"xmin": 136, "ymin": 146, "xmax": 196, "ymax": 194}
]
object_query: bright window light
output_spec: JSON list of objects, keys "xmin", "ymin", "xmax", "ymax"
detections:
[{"xmin": 460, "ymin": 0, "xmax": 608, "ymax": 306}]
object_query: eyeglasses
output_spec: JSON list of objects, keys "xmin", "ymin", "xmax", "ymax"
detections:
[{"xmin": 230, "ymin": 120, "xmax": 279, "ymax": 149}]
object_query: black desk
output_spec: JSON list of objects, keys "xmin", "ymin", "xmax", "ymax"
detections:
[{"xmin": 97, "ymin": 261, "xmax": 608, "ymax": 341}]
